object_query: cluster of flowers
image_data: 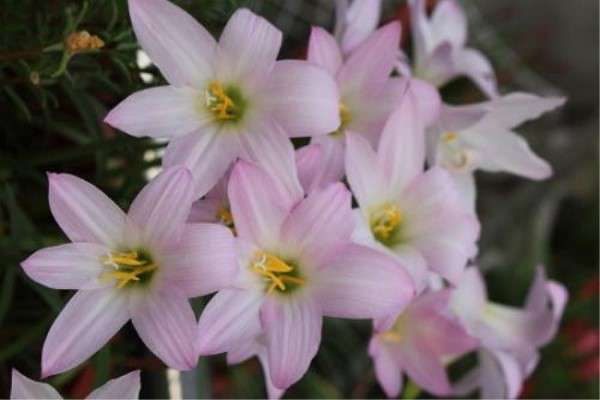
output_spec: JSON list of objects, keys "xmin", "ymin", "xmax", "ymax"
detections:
[{"xmin": 14, "ymin": 0, "xmax": 568, "ymax": 399}]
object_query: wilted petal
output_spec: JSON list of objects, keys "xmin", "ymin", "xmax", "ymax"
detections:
[
  {"xmin": 42, "ymin": 289, "xmax": 129, "ymax": 377},
  {"xmin": 307, "ymin": 27, "xmax": 342, "ymax": 75},
  {"xmin": 21, "ymin": 243, "xmax": 108, "ymax": 290},
  {"xmin": 87, "ymin": 370, "xmax": 141, "ymax": 399},
  {"xmin": 264, "ymin": 60, "xmax": 340, "ymax": 137},
  {"xmin": 48, "ymin": 173, "xmax": 126, "ymax": 247},
  {"xmin": 262, "ymin": 296, "xmax": 322, "ymax": 390},
  {"xmin": 315, "ymin": 244, "xmax": 414, "ymax": 319},
  {"xmin": 128, "ymin": 167, "xmax": 194, "ymax": 246},
  {"xmin": 216, "ymin": 8, "xmax": 281, "ymax": 84},
  {"xmin": 128, "ymin": 0, "xmax": 216, "ymax": 87},
  {"xmin": 104, "ymin": 86, "xmax": 208, "ymax": 139},
  {"xmin": 130, "ymin": 290, "xmax": 197, "ymax": 370},
  {"xmin": 160, "ymin": 223, "xmax": 237, "ymax": 297},
  {"xmin": 196, "ymin": 288, "xmax": 263, "ymax": 355},
  {"xmin": 10, "ymin": 370, "xmax": 61, "ymax": 400}
]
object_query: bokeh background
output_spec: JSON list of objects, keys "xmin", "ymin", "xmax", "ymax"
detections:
[{"xmin": 0, "ymin": 0, "xmax": 597, "ymax": 398}]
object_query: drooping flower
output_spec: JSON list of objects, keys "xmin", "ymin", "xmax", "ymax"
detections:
[
  {"xmin": 21, "ymin": 167, "xmax": 237, "ymax": 376},
  {"xmin": 346, "ymin": 88, "xmax": 480, "ymax": 288},
  {"xmin": 369, "ymin": 289, "xmax": 478, "ymax": 397},
  {"xmin": 195, "ymin": 160, "xmax": 414, "ymax": 392},
  {"xmin": 427, "ymin": 93, "xmax": 566, "ymax": 209},
  {"xmin": 450, "ymin": 266, "xmax": 568, "ymax": 398},
  {"xmin": 105, "ymin": 0, "xmax": 339, "ymax": 198},
  {"xmin": 10, "ymin": 369, "xmax": 140, "ymax": 399},
  {"xmin": 408, "ymin": 0, "xmax": 498, "ymax": 97}
]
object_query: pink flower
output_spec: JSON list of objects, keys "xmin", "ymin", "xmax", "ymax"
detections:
[
  {"xmin": 105, "ymin": 0, "xmax": 339, "ymax": 198},
  {"xmin": 451, "ymin": 266, "xmax": 568, "ymax": 398},
  {"xmin": 409, "ymin": 0, "xmax": 498, "ymax": 97},
  {"xmin": 345, "ymin": 88, "xmax": 480, "ymax": 288},
  {"xmin": 369, "ymin": 290, "xmax": 478, "ymax": 397},
  {"xmin": 195, "ymin": 160, "xmax": 414, "ymax": 391},
  {"xmin": 21, "ymin": 167, "xmax": 237, "ymax": 376},
  {"xmin": 10, "ymin": 369, "xmax": 140, "ymax": 399},
  {"xmin": 428, "ymin": 93, "xmax": 566, "ymax": 209},
  {"xmin": 334, "ymin": 0, "xmax": 383, "ymax": 54}
]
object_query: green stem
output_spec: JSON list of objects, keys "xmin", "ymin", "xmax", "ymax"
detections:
[{"xmin": 401, "ymin": 380, "xmax": 422, "ymax": 399}]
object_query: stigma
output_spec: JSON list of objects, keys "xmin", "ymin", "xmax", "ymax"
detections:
[
  {"xmin": 250, "ymin": 251, "xmax": 304, "ymax": 294},
  {"xmin": 204, "ymin": 81, "xmax": 242, "ymax": 121},
  {"xmin": 370, "ymin": 203, "xmax": 402, "ymax": 244},
  {"xmin": 100, "ymin": 250, "xmax": 157, "ymax": 289}
]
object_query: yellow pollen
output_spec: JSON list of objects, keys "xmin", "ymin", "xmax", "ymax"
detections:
[
  {"xmin": 380, "ymin": 331, "xmax": 402, "ymax": 343},
  {"xmin": 442, "ymin": 131, "xmax": 458, "ymax": 143},
  {"xmin": 330, "ymin": 102, "xmax": 352, "ymax": 137},
  {"xmin": 216, "ymin": 206, "xmax": 236, "ymax": 235},
  {"xmin": 371, "ymin": 204, "xmax": 402, "ymax": 242},
  {"xmin": 100, "ymin": 251, "xmax": 157, "ymax": 289},
  {"xmin": 250, "ymin": 251, "xmax": 304, "ymax": 294},
  {"xmin": 205, "ymin": 81, "xmax": 237, "ymax": 121},
  {"xmin": 65, "ymin": 31, "xmax": 104, "ymax": 54}
]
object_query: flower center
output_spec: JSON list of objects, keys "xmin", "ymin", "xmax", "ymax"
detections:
[
  {"xmin": 216, "ymin": 206, "xmax": 236, "ymax": 234},
  {"xmin": 100, "ymin": 250, "xmax": 157, "ymax": 289},
  {"xmin": 330, "ymin": 102, "xmax": 352, "ymax": 137},
  {"xmin": 250, "ymin": 251, "xmax": 305, "ymax": 295},
  {"xmin": 380, "ymin": 316, "xmax": 405, "ymax": 343},
  {"xmin": 204, "ymin": 81, "xmax": 246, "ymax": 122},
  {"xmin": 439, "ymin": 131, "xmax": 473, "ymax": 171},
  {"xmin": 370, "ymin": 203, "xmax": 403, "ymax": 246}
]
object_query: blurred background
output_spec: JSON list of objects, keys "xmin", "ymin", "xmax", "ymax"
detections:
[{"xmin": 0, "ymin": 0, "xmax": 597, "ymax": 398}]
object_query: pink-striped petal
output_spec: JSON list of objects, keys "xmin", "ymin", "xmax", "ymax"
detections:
[
  {"xmin": 369, "ymin": 339, "xmax": 403, "ymax": 398},
  {"xmin": 104, "ymin": 86, "xmax": 208, "ymax": 139},
  {"xmin": 385, "ymin": 77, "xmax": 442, "ymax": 128},
  {"xmin": 264, "ymin": 60, "xmax": 340, "ymax": 137},
  {"xmin": 128, "ymin": 167, "xmax": 194, "ymax": 247},
  {"xmin": 262, "ymin": 296, "xmax": 322, "ymax": 390},
  {"xmin": 48, "ymin": 173, "xmax": 126, "ymax": 247},
  {"xmin": 42, "ymin": 289, "xmax": 129, "ymax": 377},
  {"xmin": 128, "ymin": 0, "xmax": 216, "ymax": 87},
  {"xmin": 87, "ymin": 370, "xmax": 141, "ymax": 399},
  {"xmin": 130, "ymin": 290, "xmax": 197, "ymax": 370},
  {"xmin": 397, "ymin": 338, "xmax": 451, "ymax": 395},
  {"xmin": 307, "ymin": 27, "xmax": 342, "ymax": 75},
  {"xmin": 308, "ymin": 135, "xmax": 346, "ymax": 189},
  {"xmin": 160, "ymin": 223, "xmax": 237, "ymax": 297},
  {"xmin": 216, "ymin": 8, "xmax": 281, "ymax": 85},
  {"xmin": 228, "ymin": 160, "xmax": 292, "ymax": 248},
  {"xmin": 315, "ymin": 243, "xmax": 414, "ymax": 319},
  {"xmin": 21, "ymin": 243, "xmax": 108, "ymax": 290},
  {"xmin": 196, "ymin": 288, "xmax": 263, "ymax": 355},
  {"xmin": 10, "ymin": 370, "xmax": 61, "ymax": 400}
]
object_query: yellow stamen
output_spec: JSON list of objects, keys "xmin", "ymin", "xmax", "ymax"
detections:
[
  {"xmin": 251, "ymin": 251, "xmax": 304, "ymax": 294},
  {"xmin": 205, "ymin": 81, "xmax": 237, "ymax": 121},
  {"xmin": 380, "ymin": 331, "xmax": 402, "ymax": 343},
  {"xmin": 100, "ymin": 251, "xmax": 157, "ymax": 289},
  {"xmin": 371, "ymin": 204, "xmax": 402, "ymax": 242},
  {"xmin": 442, "ymin": 131, "xmax": 458, "ymax": 143},
  {"xmin": 330, "ymin": 102, "xmax": 352, "ymax": 137},
  {"xmin": 216, "ymin": 206, "xmax": 236, "ymax": 234},
  {"xmin": 65, "ymin": 31, "xmax": 104, "ymax": 54}
]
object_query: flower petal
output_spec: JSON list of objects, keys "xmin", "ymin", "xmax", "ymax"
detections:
[
  {"xmin": 162, "ymin": 126, "xmax": 240, "ymax": 199},
  {"xmin": 264, "ymin": 60, "xmax": 340, "ymax": 137},
  {"xmin": 87, "ymin": 370, "xmax": 141, "ymax": 399},
  {"xmin": 160, "ymin": 223, "xmax": 237, "ymax": 297},
  {"xmin": 262, "ymin": 296, "xmax": 322, "ymax": 390},
  {"xmin": 196, "ymin": 288, "xmax": 263, "ymax": 355},
  {"xmin": 476, "ymin": 349, "xmax": 523, "ymax": 399},
  {"xmin": 42, "ymin": 289, "xmax": 129, "ymax": 377},
  {"xmin": 258, "ymin": 352, "xmax": 286, "ymax": 400},
  {"xmin": 21, "ymin": 243, "xmax": 108, "ymax": 290},
  {"xmin": 307, "ymin": 27, "xmax": 343, "ymax": 75},
  {"xmin": 397, "ymin": 339, "xmax": 452, "ymax": 396},
  {"xmin": 10, "ymin": 370, "xmax": 62, "ymax": 400},
  {"xmin": 385, "ymin": 77, "xmax": 442, "ymax": 128},
  {"xmin": 483, "ymin": 93, "xmax": 565, "ymax": 129},
  {"xmin": 228, "ymin": 160, "xmax": 292, "ymax": 248},
  {"xmin": 340, "ymin": 0, "xmax": 382, "ymax": 54},
  {"xmin": 452, "ymin": 48, "xmax": 498, "ymax": 98},
  {"xmin": 128, "ymin": 0, "xmax": 216, "ymax": 87},
  {"xmin": 128, "ymin": 166, "xmax": 194, "ymax": 247},
  {"xmin": 48, "ymin": 173, "xmax": 126, "ymax": 247},
  {"xmin": 216, "ymin": 8, "xmax": 281, "ymax": 84},
  {"xmin": 104, "ymin": 86, "xmax": 207, "ymax": 139},
  {"xmin": 369, "ymin": 339, "xmax": 403, "ymax": 398},
  {"xmin": 280, "ymin": 183, "xmax": 353, "ymax": 266},
  {"xmin": 430, "ymin": 0, "xmax": 467, "ymax": 47},
  {"xmin": 130, "ymin": 290, "xmax": 197, "ymax": 370},
  {"xmin": 315, "ymin": 243, "xmax": 414, "ymax": 319},
  {"xmin": 308, "ymin": 135, "xmax": 346, "ymax": 189}
]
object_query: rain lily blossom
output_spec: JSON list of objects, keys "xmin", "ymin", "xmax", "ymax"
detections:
[
  {"xmin": 369, "ymin": 290, "xmax": 478, "ymax": 397},
  {"xmin": 451, "ymin": 266, "xmax": 568, "ymax": 398},
  {"xmin": 196, "ymin": 160, "xmax": 414, "ymax": 391},
  {"xmin": 333, "ymin": 0, "xmax": 382, "ymax": 54},
  {"xmin": 105, "ymin": 0, "xmax": 339, "ymax": 198},
  {"xmin": 21, "ymin": 167, "xmax": 237, "ymax": 376},
  {"xmin": 10, "ymin": 369, "xmax": 140, "ymax": 399},
  {"xmin": 428, "ymin": 93, "xmax": 566, "ymax": 209},
  {"xmin": 346, "ymin": 91, "xmax": 480, "ymax": 288},
  {"xmin": 408, "ymin": 0, "xmax": 498, "ymax": 98}
]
